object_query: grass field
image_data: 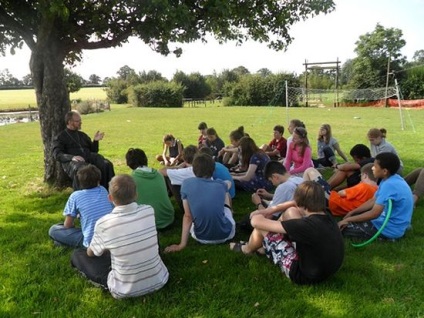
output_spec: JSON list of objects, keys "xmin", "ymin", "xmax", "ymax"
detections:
[
  {"xmin": 1, "ymin": 104, "xmax": 424, "ymax": 317},
  {"xmin": 0, "ymin": 87, "xmax": 107, "ymax": 110}
]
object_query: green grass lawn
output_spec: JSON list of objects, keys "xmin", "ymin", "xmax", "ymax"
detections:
[
  {"xmin": 0, "ymin": 87, "xmax": 107, "ymax": 110},
  {"xmin": 1, "ymin": 104, "xmax": 424, "ymax": 317}
]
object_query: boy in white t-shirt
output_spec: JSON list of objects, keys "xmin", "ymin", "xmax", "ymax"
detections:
[{"xmin": 159, "ymin": 145, "xmax": 198, "ymax": 211}]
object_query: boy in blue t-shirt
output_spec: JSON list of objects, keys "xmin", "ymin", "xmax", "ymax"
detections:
[
  {"xmin": 164, "ymin": 153, "xmax": 236, "ymax": 253},
  {"xmin": 338, "ymin": 152, "xmax": 413, "ymax": 240},
  {"xmin": 49, "ymin": 164, "xmax": 114, "ymax": 247}
]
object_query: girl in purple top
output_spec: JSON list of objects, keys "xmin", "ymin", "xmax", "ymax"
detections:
[
  {"xmin": 232, "ymin": 136, "xmax": 272, "ymax": 192},
  {"xmin": 284, "ymin": 127, "xmax": 313, "ymax": 177}
]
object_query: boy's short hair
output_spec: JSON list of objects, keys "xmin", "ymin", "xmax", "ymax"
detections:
[
  {"xmin": 192, "ymin": 153, "xmax": 215, "ymax": 178},
  {"xmin": 108, "ymin": 174, "xmax": 137, "ymax": 205},
  {"xmin": 273, "ymin": 125, "xmax": 284, "ymax": 135},
  {"xmin": 182, "ymin": 145, "xmax": 198, "ymax": 164},
  {"xmin": 375, "ymin": 153, "xmax": 400, "ymax": 176},
  {"xmin": 361, "ymin": 162, "xmax": 376, "ymax": 182},
  {"xmin": 198, "ymin": 147, "xmax": 214, "ymax": 157},
  {"xmin": 263, "ymin": 161, "xmax": 287, "ymax": 179},
  {"xmin": 349, "ymin": 144, "xmax": 371, "ymax": 159},
  {"xmin": 125, "ymin": 148, "xmax": 148, "ymax": 170},
  {"xmin": 206, "ymin": 127, "xmax": 217, "ymax": 136},
  {"xmin": 198, "ymin": 122, "xmax": 207, "ymax": 130},
  {"xmin": 163, "ymin": 134, "xmax": 175, "ymax": 143},
  {"xmin": 77, "ymin": 164, "xmax": 101, "ymax": 189},
  {"xmin": 293, "ymin": 181, "xmax": 325, "ymax": 212}
]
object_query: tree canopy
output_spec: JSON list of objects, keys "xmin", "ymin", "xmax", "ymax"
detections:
[
  {"xmin": 349, "ymin": 23, "xmax": 406, "ymax": 89},
  {"xmin": 0, "ymin": 0, "xmax": 335, "ymax": 187}
]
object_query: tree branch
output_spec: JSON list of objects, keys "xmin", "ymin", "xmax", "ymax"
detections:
[
  {"xmin": 0, "ymin": 6, "xmax": 36, "ymax": 49},
  {"xmin": 75, "ymin": 31, "xmax": 133, "ymax": 51}
]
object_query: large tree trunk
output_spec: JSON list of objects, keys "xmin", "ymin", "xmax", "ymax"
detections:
[{"xmin": 30, "ymin": 42, "xmax": 71, "ymax": 188}]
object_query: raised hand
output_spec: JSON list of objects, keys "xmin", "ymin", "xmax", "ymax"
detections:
[{"xmin": 93, "ymin": 130, "xmax": 105, "ymax": 141}]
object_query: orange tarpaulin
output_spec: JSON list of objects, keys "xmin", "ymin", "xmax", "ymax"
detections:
[{"xmin": 342, "ymin": 99, "xmax": 424, "ymax": 108}]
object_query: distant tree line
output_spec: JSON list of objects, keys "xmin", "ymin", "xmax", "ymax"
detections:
[
  {"xmin": 0, "ymin": 68, "xmax": 103, "ymax": 92},
  {"xmin": 2, "ymin": 25, "xmax": 424, "ymax": 106},
  {"xmin": 103, "ymin": 65, "xmax": 301, "ymax": 107}
]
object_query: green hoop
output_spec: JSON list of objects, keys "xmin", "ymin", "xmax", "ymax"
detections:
[{"xmin": 352, "ymin": 199, "xmax": 392, "ymax": 248}]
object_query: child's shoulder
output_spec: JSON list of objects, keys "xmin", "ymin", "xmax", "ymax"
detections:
[{"xmin": 379, "ymin": 174, "xmax": 407, "ymax": 188}]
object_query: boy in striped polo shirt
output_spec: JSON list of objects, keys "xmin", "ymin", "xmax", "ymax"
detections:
[
  {"xmin": 49, "ymin": 164, "xmax": 113, "ymax": 248},
  {"xmin": 71, "ymin": 174, "xmax": 169, "ymax": 299}
]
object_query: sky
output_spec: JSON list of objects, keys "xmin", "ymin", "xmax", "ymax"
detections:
[{"xmin": 1, "ymin": 0, "xmax": 424, "ymax": 81}]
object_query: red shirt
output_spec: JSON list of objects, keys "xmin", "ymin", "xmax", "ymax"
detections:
[{"xmin": 268, "ymin": 137, "xmax": 287, "ymax": 158}]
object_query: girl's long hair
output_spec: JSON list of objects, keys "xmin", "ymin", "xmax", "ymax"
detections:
[
  {"xmin": 229, "ymin": 126, "xmax": 247, "ymax": 142},
  {"xmin": 292, "ymin": 127, "xmax": 310, "ymax": 156},
  {"xmin": 317, "ymin": 124, "xmax": 332, "ymax": 144},
  {"xmin": 239, "ymin": 136, "xmax": 264, "ymax": 168}
]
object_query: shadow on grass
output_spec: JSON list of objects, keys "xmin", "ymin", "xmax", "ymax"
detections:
[{"xmin": 2, "ymin": 187, "xmax": 424, "ymax": 316}]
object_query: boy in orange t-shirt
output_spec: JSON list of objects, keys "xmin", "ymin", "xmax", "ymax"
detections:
[{"xmin": 303, "ymin": 163, "xmax": 377, "ymax": 216}]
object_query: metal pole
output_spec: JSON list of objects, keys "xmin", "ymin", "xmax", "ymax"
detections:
[
  {"xmin": 285, "ymin": 80, "xmax": 289, "ymax": 126},
  {"xmin": 384, "ymin": 55, "xmax": 391, "ymax": 107},
  {"xmin": 304, "ymin": 59, "xmax": 308, "ymax": 107},
  {"xmin": 394, "ymin": 78, "xmax": 404, "ymax": 130}
]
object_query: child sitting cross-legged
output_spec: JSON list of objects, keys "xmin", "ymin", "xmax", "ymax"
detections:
[
  {"xmin": 230, "ymin": 181, "xmax": 344, "ymax": 285},
  {"xmin": 303, "ymin": 163, "xmax": 378, "ymax": 217},
  {"xmin": 251, "ymin": 161, "xmax": 303, "ymax": 218},
  {"xmin": 71, "ymin": 174, "xmax": 169, "ymax": 299},
  {"xmin": 164, "ymin": 153, "xmax": 236, "ymax": 253},
  {"xmin": 338, "ymin": 152, "xmax": 413, "ymax": 240}
]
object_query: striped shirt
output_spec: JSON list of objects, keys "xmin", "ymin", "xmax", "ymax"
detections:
[
  {"xmin": 64, "ymin": 186, "xmax": 113, "ymax": 247},
  {"xmin": 89, "ymin": 203, "xmax": 169, "ymax": 299}
]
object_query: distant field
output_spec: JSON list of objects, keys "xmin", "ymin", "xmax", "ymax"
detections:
[{"xmin": 0, "ymin": 87, "xmax": 107, "ymax": 110}]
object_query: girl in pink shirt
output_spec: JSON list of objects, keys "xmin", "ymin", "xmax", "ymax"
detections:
[{"xmin": 284, "ymin": 127, "xmax": 313, "ymax": 176}]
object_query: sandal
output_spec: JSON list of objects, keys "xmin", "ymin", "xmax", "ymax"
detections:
[{"xmin": 229, "ymin": 241, "xmax": 248, "ymax": 254}]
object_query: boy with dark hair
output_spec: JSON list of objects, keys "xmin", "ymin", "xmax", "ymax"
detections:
[
  {"xmin": 304, "ymin": 163, "xmax": 378, "ymax": 216},
  {"xmin": 252, "ymin": 161, "xmax": 303, "ymax": 217},
  {"xmin": 49, "ymin": 164, "xmax": 113, "ymax": 248},
  {"xmin": 71, "ymin": 174, "xmax": 169, "ymax": 299},
  {"xmin": 260, "ymin": 125, "xmax": 287, "ymax": 160},
  {"xmin": 164, "ymin": 153, "xmax": 235, "ymax": 253},
  {"xmin": 197, "ymin": 122, "xmax": 208, "ymax": 148},
  {"xmin": 159, "ymin": 145, "xmax": 198, "ymax": 211},
  {"xmin": 338, "ymin": 153, "xmax": 413, "ymax": 240},
  {"xmin": 327, "ymin": 143, "xmax": 374, "ymax": 190},
  {"xmin": 126, "ymin": 148, "xmax": 175, "ymax": 229},
  {"xmin": 205, "ymin": 127, "xmax": 225, "ymax": 159},
  {"xmin": 198, "ymin": 147, "xmax": 236, "ymax": 199},
  {"xmin": 159, "ymin": 145, "xmax": 197, "ymax": 183}
]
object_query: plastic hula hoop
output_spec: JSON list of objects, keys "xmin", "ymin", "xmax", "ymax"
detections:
[{"xmin": 352, "ymin": 199, "xmax": 392, "ymax": 248}]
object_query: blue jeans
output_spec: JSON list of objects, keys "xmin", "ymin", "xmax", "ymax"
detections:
[{"xmin": 49, "ymin": 223, "xmax": 83, "ymax": 248}]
